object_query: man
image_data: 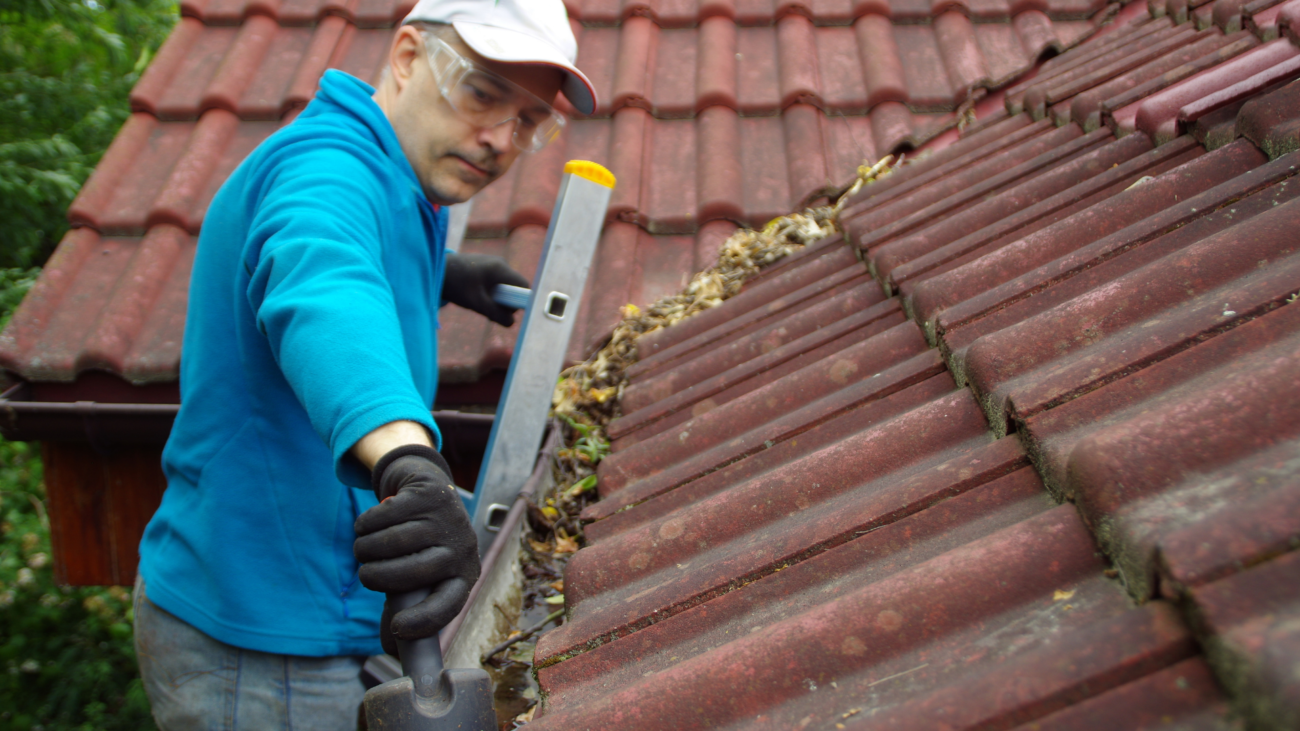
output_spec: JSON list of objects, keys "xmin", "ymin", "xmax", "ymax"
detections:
[{"xmin": 131, "ymin": 1, "xmax": 597, "ymax": 727}]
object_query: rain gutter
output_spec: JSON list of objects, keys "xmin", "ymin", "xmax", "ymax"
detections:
[
  {"xmin": 442, "ymin": 420, "xmax": 558, "ymax": 665},
  {"xmin": 0, "ymin": 382, "xmax": 495, "ymax": 448}
]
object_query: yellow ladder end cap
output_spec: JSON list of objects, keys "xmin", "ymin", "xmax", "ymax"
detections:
[{"xmin": 564, "ymin": 160, "xmax": 616, "ymax": 189}]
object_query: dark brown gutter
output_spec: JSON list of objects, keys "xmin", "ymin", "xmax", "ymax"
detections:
[
  {"xmin": 0, "ymin": 381, "xmax": 495, "ymax": 449},
  {"xmin": 0, "ymin": 383, "xmax": 179, "ymax": 446}
]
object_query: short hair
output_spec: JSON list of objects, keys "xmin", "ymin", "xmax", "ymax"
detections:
[{"xmin": 379, "ymin": 21, "xmax": 457, "ymax": 83}]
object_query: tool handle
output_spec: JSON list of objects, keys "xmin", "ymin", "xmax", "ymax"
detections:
[
  {"xmin": 389, "ymin": 589, "xmax": 443, "ymax": 698},
  {"xmin": 491, "ymin": 284, "xmax": 532, "ymax": 310}
]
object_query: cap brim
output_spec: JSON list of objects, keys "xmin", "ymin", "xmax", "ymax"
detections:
[{"xmin": 453, "ymin": 21, "xmax": 597, "ymax": 115}]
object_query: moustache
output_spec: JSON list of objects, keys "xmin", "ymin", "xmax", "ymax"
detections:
[{"xmin": 452, "ymin": 152, "xmax": 501, "ymax": 177}]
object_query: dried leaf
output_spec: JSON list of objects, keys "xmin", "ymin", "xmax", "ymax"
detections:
[
  {"xmin": 1053, "ymin": 589, "xmax": 1076, "ymax": 601},
  {"xmin": 554, "ymin": 534, "xmax": 579, "ymax": 554}
]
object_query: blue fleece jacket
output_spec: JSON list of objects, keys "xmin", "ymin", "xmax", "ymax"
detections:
[{"xmin": 139, "ymin": 70, "xmax": 447, "ymax": 657}]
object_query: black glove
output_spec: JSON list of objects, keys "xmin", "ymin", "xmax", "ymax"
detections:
[
  {"xmin": 354, "ymin": 445, "xmax": 480, "ymax": 655},
  {"xmin": 442, "ymin": 252, "xmax": 530, "ymax": 327}
]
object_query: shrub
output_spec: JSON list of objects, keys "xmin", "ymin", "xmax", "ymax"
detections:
[{"xmin": 0, "ymin": 438, "xmax": 155, "ymax": 730}]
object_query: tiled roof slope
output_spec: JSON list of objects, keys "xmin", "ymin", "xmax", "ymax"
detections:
[
  {"xmin": 527, "ymin": 4, "xmax": 1300, "ymax": 729},
  {"xmin": 0, "ymin": 0, "xmax": 1116, "ymax": 388}
]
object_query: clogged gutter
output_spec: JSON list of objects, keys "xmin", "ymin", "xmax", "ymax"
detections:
[{"xmin": 486, "ymin": 157, "xmax": 896, "ymax": 728}]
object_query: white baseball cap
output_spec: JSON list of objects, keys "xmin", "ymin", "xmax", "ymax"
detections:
[{"xmin": 403, "ymin": 0, "xmax": 596, "ymax": 115}]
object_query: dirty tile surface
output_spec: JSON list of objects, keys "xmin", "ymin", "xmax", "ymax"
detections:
[{"xmin": 528, "ymin": 3, "xmax": 1300, "ymax": 728}]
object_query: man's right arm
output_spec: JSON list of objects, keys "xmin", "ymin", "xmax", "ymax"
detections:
[
  {"xmin": 352, "ymin": 420, "xmax": 434, "ymax": 471},
  {"xmin": 243, "ymin": 144, "xmax": 439, "ymax": 490},
  {"xmin": 243, "ymin": 147, "xmax": 480, "ymax": 646},
  {"xmin": 352, "ymin": 428, "xmax": 480, "ymax": 655}
]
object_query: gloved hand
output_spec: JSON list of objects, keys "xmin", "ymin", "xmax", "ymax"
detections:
[
  {"xmin": 443, "ymin": 252, "xmax": 530, "ymax": 327},
  {"xmin": 354, "ymin": 445, "xmax": 480, "ymax": 656}
]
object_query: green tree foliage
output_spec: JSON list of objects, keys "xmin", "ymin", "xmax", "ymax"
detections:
[
  {"xmin": 0, "ymin": 0, "xmax": 177, "ymax": 268},
  {"xmin": 0, "ymin": 439, "xmax": 154, "ymax": 731}
]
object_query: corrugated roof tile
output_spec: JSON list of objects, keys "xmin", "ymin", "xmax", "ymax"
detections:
[
  {"xmin": 9, "ymin": 0, "xmax": 1130, "ymax": 385},
  {"xmin": 910, "ymin": 137, "xmax": 1268, "ymax": 329},
  {"xmin": 619, "ymin": 274, "xmax": 882, "ymax": 410},
  {"xmin": 873, "ymin": 129, "xmax": 1151, "ymax": 285},
  {"xmin": 523, "ymin": 8, "xmax": 1300, "ymax": 728},
  {"xmin": 888, "ymin": 134, "xmax": 1204, "ymax": 294},
  {"xmin": 624, "ymin": 250, "xmax": 865, "ymax": 378},
  {"xmin": 1189, "ymin": 549, "xmax": 1300, "ymax": 728},
  {"xmin": 0, "ymin": 227, "xmax": 196, "ymax": 384},
  {"xmin": 1238, "ymin": 75, "xmax": 1300, "ymax": 153},
  {"xmin": 1069, "ymin": 29, "xmax": 1255, "ymax": 131},
  {"xmin": 1116, "ymin": 35, "xmax": 1300, "ymax": 137},
  {"xmin": 615, "ymin": 304, "xmax": 902, "ymax": 446}
]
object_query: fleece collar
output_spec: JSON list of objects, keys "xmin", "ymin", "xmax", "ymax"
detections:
[{"xmin": 313, "ymin": 69, "xmax": 428, "ymax": 200}]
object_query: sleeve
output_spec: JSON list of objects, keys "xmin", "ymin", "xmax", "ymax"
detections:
[{"xmin": 243, "ymin": 141, "xmax": 439, "ymax": 489}]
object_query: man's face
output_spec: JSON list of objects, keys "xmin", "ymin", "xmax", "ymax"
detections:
[{"xmin": 385, "ymin": 28, "xmax": 566, "ymax": 206}]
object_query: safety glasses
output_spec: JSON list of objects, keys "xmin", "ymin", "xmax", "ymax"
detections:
[{"xmin": 421, "ymin": 33, "xmax": 565, "ymax": 153}]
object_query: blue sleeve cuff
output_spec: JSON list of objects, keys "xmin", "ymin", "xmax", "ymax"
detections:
[{"xmin": 331, "ymin": 402, "xmax": 443, "ymax": 489}]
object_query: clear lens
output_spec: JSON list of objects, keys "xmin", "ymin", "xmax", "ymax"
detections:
[{"xmin": 423, "ymin": 35, "xmax": 565, "ymax": 153}]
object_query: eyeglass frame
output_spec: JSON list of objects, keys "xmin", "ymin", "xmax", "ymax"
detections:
[{"xmin": 419, "ymin": 32, "xmax": 566, "ymax": 153}]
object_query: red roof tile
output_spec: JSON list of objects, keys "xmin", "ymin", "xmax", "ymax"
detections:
[
  {"xmin": 1, "ymin": 0, "xmax": 1117, "ymax": 388},
  {"xmin": 1188, "ymin": 548, "xmax": 1300, "ymax": 729},
  {"xmin": 524, "ymin": 5, "xmax": 1300, "ymax": 728}
]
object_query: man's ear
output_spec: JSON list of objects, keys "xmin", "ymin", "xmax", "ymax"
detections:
[{"xmin": 388, "ymin": 25, "xmax": 423, "ymax": 93}]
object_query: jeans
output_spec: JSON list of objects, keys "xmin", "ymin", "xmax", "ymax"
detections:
[{"xmin": 133, "ymin": 577, "xmax": 366, "ymax": 731}]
